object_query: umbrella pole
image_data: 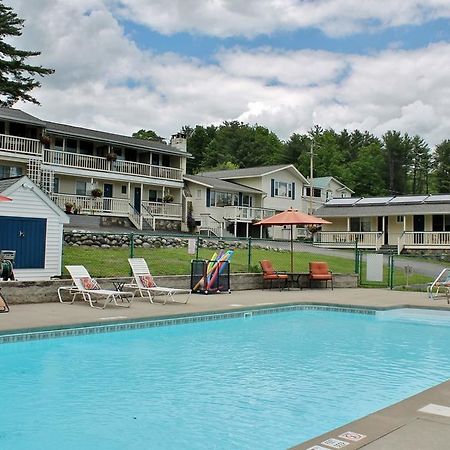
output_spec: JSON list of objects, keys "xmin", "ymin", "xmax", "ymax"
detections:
[{"xmin": 290, "ymin": 224, "xmax": 294, "ymax": 273}]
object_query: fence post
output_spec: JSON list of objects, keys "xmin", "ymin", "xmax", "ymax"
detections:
[
  {"xmin": 196, "ymin": 235, "xmax": 200, "ymax": 260},
  {"xmin": 354, "ymin": 238, "xmax": 359, "ymax": 274},
  {"xmin": 247, "ymin": 237, "xmax": 252, "ymax": 272},
  {"xmin": 389, "ymin": 253, "xmax": 394, "ymax": 289}
]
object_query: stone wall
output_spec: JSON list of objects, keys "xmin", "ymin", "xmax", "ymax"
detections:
[{"xmin": 1, "ymin": 273, "xmax": 358, "ymax": 304}]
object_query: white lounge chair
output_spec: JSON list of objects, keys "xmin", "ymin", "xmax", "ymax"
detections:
[
  {"xmin": 427, "ymin": 268, "xmax": 450, "ymax": 302},
  {"xmin": 127, "ymin": 258, "xmax": 191, "ymax": 304},
  {"xmin": 63, "ymin": 265, "xmax": 133, "ymax": 309}
]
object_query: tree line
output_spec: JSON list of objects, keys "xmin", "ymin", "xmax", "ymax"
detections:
[{"xmin": 180, "ymin": 121, "xmax": 450, "ymax": 197}]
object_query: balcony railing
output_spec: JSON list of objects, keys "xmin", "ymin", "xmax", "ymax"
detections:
[
  {"xmin": 44, "ymin": 149, "xmax": 183, "ymax": 181},
  {"xmin": 0, "ymin": 133, "xmax": 41, "ymax": 156},
  {"xmin": 398, "ymin": 231, "xmax": 450, "ymax": 253},
  {"xmin": 223, "ymin": 206, "xmax": 276, "ymax": 221},
  {"xmin": 141, "ymin": 201, "xmax": 182, "ymax": 217},
  {"xmin": 51, "ymin": 193, "xmax": 130, "ymax": 215},
  {"xmin": 314, "ymin": 231, "xmax": 384, "ymax": 249}
]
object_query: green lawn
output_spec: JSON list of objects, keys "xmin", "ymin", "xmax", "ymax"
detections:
[{"xmin": 62, "ymin": 245, "xmax": 433, "ymax": 287}]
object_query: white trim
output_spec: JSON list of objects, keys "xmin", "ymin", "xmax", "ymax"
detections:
[{"xmin": 218, "ymin": 165, "xmax": 308, "ymax": 183}]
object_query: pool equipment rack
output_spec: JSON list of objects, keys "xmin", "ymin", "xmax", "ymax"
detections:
[{"xmin": 190, "ymin": 259, "xmax": 231, "ymax": 294}]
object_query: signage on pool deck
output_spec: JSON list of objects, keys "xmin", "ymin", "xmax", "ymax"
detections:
[
  {"xmin": 320, "ymin": 438, "xmax": 349, "ymax": 448},
  {"xmin": 338, "ymin": 431, "xmax": 366, "ymax": 442}
]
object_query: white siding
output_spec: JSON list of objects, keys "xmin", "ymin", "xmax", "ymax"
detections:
[{"xmin": 0, "ymin": 185, "xmax": 65, "ymax": 280}]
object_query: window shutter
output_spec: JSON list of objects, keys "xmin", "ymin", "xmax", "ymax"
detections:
[
  {"xmin": 206, "ymin": 188, "xmax": 211, "ymax": 207},
  {"xmin": 271, "ymin": 179, "xmax": 275, "ymax": 197},
  {"xmin": 292, "ymin": 182, "xmax": 295, "ymax": 200}
]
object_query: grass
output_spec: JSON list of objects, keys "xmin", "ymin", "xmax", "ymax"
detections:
[{"xmin": 62, "ymin": 245, "xmax": 433, "ymax": 288}]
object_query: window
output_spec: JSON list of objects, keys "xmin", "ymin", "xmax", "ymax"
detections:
[
  {"xmin": 79, "ymin": 140, "xmax": 94, "ymax": 155},
  {"xmin": 396, "ymin": 216, "xmax": 404, "ymax": 223},
  {"xmin": 121, "ymin": 185, "xmax": 127, "ymax": 195},
  {"xmin": 350, "ymin": 217, "xmax": 371, "ymax": 232},
  {"xmin": 326, "ymin": 190, "xmax": 333, "ymax": 200},
  {"xmin": 242, "ymin": 194, "xmax": 253, "ymax": 207},
  {"xmin": 304, "ymin": 187, "xmax": 321, "ymax": 198},
  {"xmin": 76, "ymin": 181, "xmax": 87, "ymax": 196},
  {"xmin": 54, "ymin": 137, "xmax": 64, "ymax": 152},
  {"xmin": 211, "ymin": 191, "xmax": 238, "ymax": 207},
  {"xmin": 66, "ymin": 139, "xmax": 77, "ymax": 153},
  {"xmin": 162, "ymin": 154, "xmax": 171, "ymax": 167},
  {"xmin": 0, "ymin": 165, "xmax": 23, "ymax": 179},
  {"xmin": 274, "ymin": 181, "xmax": 292, "ymax": 198},
  {"xmin": 148, "ymin": 190, "xmax": 162, "ymax": 202},
  {"xmin": 196, "ymin": 189, "xmax": 202, "ymax": 199},
  {"xmin": 152, "ymin": 153, "xmax": 160, "ymax": 166},
  {"xmin": 433, "ymin": 215, "xmax": 450, "ymax": 232},
  {"xmin": 53, "ymin": 177, "xmax": 60, "ymax": 194}
]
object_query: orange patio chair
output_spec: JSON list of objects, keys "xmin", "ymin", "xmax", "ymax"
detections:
[
  {"xmin": 309, "ymin": 262, "xmax": 333, "ymax": 289},
  {"xmin": 259, "ymin": 260, "xmax": 288, "ymax": 290}
]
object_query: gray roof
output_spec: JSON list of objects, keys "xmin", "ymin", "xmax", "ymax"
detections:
[
  {"xmin": 199, "ymin": 164, "xmax": 298, "ymax": 179},
  {"xmin": 316, "ymin": 193, "xmax": 450, "ymax": 217},
  {"xmin": 45, "ymin": 121, "xmax": 190, "ymax": 156},
  {"xmin": 0, "ymin": 176, "xmax": 21, "ymax": 193},
  {"xmin": 0, "ymin": 108, "xmax": 46, "ymax": 127},
  {"xmin": 184, "ymin": 174, "xmax": 263, "ymax": 194},
  {"xmin": 312, "ymin": 176, "xmax": 354, "ymax": 193}
]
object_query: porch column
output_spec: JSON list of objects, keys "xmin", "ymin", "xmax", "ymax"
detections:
[
  {"xmin": 246, "ymin": 222, "xmax": 249, "ymax": 238},
  {"xmin": 403, "ymin": 216, "xmax": 406, "ymax": 232},
  {"xmin": 234, "ymin": 218, "xmax": 237, "ymax": 237},
  {"xmin": 128, "ymin": 182, "xmax": 131, "ymax": 202},
  {"xmin": 347, "ymin": 217, "xmax": 350, "ymax": 231},
  {"xmin": 260, "ymin": 225, "xmax": 263, "ymax": 239}
]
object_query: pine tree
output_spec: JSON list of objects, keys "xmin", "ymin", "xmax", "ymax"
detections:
[{"xmin": 0, "ymin": 2, "xmax": 54, "ymax": 107}]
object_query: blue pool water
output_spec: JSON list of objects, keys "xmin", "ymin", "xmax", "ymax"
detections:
[{"xmin": 2, "ymin": 308, "xmax": 450, "ymax": 450}]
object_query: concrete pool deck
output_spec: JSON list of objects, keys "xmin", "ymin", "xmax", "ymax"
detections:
[{"xmin": 1, "ymin": 287, "xmax": 450, "ymax": 449}]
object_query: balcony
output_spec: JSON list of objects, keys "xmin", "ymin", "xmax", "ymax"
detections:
[
  {"xmin": 223, "ymin": 206, "xmax": 276, "ymax": 221},
  {"xmin": 398, "ymin": 231, "xmax": 450, "ymax": 253},
  {"xmin": 43, "ymin": 149, "xmax": 183, "ymax": 182},
  {"xmin": 51, "ymin": 193, "xmax": 130, "ymax": 216},
  {"xmin": 0, "ymin": 133, "xmax": 41, "ymax": 157}
]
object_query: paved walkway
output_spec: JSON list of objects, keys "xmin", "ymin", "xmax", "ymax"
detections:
[{"xmin": 2, "ymin": 287, "xmax": 450, "ymax": 450}]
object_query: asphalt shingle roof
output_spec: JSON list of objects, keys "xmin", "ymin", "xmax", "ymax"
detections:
[
  {"xmin": 0, "ymin": 176, "xmax": 22, "ymax": 193},
  {"xmin": 0, "ymin": 108, "xmax": 46, "ymax": 127},
  {"xmin": 184, "ymin": 174, "xmax": 263, "ymax": 194}
]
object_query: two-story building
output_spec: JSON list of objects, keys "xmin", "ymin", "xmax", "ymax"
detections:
[
  {"xmin": 0, "ymin": 108, "xmax": 189, "ymax": 230},
  {"xmin": 185, "ymin": 164, "xmax": 308, "ymax": 238},
  {"xmin": 303, "ymin": 176, "xmax": 354, "ymax": 212}
]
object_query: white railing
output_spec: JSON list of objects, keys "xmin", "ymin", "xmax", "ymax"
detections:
[
  {"xmin": 44, "ymin": 149, "xmax": 183, "ymax": 181},
  {"xmin": 0, "ymin": 133, "xmax": 41, "ymax": 155},
  {"xmin": 314, "ymin": 231, "xmax": 384, "ymax": 249},
  {"xmin": 128, "ymin": 203, "xmax": 143, "ymax": 230},
  {"xmin": 398, "ymin": 231, "xmax": 450, "ymax": 253},
  {"xmin": 51, "ymin": 193, "xmax": 129, "ymax": 215},
  {"xmin": 199, "ymin": 213, "xmax": 224, "ymax": 237},
  {"xmin": 141, "ymin": 201, "xmax": 182, "ymax": 217},
  {"xmin": 223, "ymin": 206, "xmax": 276, "ymax": 220}
]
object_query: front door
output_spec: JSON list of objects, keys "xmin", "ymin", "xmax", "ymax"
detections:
[
  {"xmin": 413, "ymin": 215, "xmax": 425, "ymax": 244},
  {"xmin": 134, "ymin": 187, "xmax": 141, "ymax": 213},
  {"xmin": 377, "ymin": 216, "xmax": 388, "ymax": 245},
  {"xmin": 103, "ymin": 183, "xmax": 113, "ymax": 211}
]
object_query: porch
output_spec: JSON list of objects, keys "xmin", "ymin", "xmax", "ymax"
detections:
[
  {"xmin": 0, "ymin": 134, "xmax": 41, "ymax": 157},
  {"xmin": 223, "ymin": 206, "xmax": 276, "ymax": 221}
]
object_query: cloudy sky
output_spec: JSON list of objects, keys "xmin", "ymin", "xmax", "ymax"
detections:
[{"xmin": 7, "ymin": 0, "xmax": 450, "ymax": 145}]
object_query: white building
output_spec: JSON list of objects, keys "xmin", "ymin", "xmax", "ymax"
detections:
[{"xmin": 0, "ymin": 176, "xmax": 69, "ymax": 280}]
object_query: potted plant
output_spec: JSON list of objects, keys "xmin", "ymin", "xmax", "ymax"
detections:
[
  {"xmin": 106, "ymin": 152, "xmax": 117, "ymax": 162},
  {"xmin": 91, "ymin": 188, "xmax": 103, "ymax": 198},
  {"xmin": 64, "ymin": 202, "xmax": 73, "ymax": 214},
  {"xmin": 40, "ymin": 134, "xmax": 51, "ymax": 145},
  {"xmin": 163, "ymin": 192, "xmax": 174, "ymax": 203}
]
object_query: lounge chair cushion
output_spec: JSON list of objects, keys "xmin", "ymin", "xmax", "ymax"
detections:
[
  {"xmin": 140, "ymin": 274, "xmax": 156, "ymax": 288},
  {"xmin": 80, "ymin": 277, "xmax": 99, "ymax": 290}
]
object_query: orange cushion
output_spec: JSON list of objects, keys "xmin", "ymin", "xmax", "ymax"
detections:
[
  {"xmin": 310, "ymin": 274, "xmax": 332, "ymax": 280},
  {"xmin": 140, "ymin": 274, "xmax": 156, "ymax": 288},
  {"xmin": 80, "ymin": 277, "xmax": 99, "ymax": 290}
]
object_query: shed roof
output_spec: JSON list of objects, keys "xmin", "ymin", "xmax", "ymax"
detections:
[{"xmin": 184, "ymin": 174, "xmax": 263, "ymax": 194}]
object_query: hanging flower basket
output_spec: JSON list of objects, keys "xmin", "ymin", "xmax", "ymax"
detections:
[
  {"xmin": 106, "ymin": 152, "xmax": 117, "ymax": 162},
  {"xmin": 64, "ymin": 202, "xmax": 73, "ymax": 213},
  {"xmin": 163, "ymin": 194, "xmax": 174, "ymax": 203},
  {"xmin": 40, "ymin": 134, "xmax": 51, "ymax": 145},
  {"xmin": 91, "ymin": 188, "xmax": 103, "ymax": 198}
]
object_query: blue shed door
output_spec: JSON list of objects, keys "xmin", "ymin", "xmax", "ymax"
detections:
[{"xmin": 0, "ymin": 217, "xmax": 47, "ymax": 268}]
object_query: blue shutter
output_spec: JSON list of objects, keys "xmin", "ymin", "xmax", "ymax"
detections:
[
  {"xmin": 206, "ymin": 188, "xmax": 211, "ymax": 207},
  {"xmin": 292, "ymin": 182, "xmax": 295, "ymax": 200},
  {"xmin": 271, "ymin": 179, "xmax": 275, "ymax": 197}
]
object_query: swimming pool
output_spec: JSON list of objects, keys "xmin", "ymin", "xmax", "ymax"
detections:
[{"xmin": 2, "ymin": 306, "xmax": 450, "ymax": 450}]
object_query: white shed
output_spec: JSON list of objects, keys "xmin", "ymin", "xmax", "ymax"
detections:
[{"xmin": 0, "ymin": 176, "xmax": 69, "ymax": 281}]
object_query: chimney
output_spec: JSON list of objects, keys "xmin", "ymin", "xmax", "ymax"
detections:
[{"xmin": 170, "ymin": 132, "xmax": 187, "ymax": 152}]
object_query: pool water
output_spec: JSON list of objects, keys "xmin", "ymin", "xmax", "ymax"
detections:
[{"xmin": 2, "ymin": 308, "xmax": 450, "ymax": 449}]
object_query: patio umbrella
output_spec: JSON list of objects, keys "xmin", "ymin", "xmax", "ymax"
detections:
[
  {"xmin": 255, "ymin": 207, "xmax": 331, "ymax": 273},
  {"xmin": 0, "ymin": 195, "xmax": 12, "ymax": 202}
]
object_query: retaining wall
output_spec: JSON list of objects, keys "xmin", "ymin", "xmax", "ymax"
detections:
[{"xmin": 1, "ymin": 273, "xmax": 358, "ymax": 304}]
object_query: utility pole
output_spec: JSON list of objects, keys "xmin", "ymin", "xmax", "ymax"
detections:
[{"xmin": 309, "ymin": 138, "xmax": 314, "ymax": 215}]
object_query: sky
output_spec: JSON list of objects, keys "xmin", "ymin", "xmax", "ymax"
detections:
[{"xmin": 7, "ymin": 0, "xmax": 450, "ymax": 146}]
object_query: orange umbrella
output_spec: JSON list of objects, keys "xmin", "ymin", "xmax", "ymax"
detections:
[
  {"xmin": 255, "ymin": 207, "xmax": 331, "ymax": 272},
  {"xmin": 0, "ymin": 195, "xmax": 12, "ymax": 202}
]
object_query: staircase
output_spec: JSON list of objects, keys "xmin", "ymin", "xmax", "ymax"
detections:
[{"xmin": 379, "ymin": 244, "xmax": 398, "ymax": 254}]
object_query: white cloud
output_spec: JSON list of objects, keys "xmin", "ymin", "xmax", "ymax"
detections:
[
  {"xmin": 112, "ymin": 0, "xmax": 450, "ymax": 37},
  {"xmin": 6, "ymin": 0, "xmax": 450, "ymax": 146}
]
